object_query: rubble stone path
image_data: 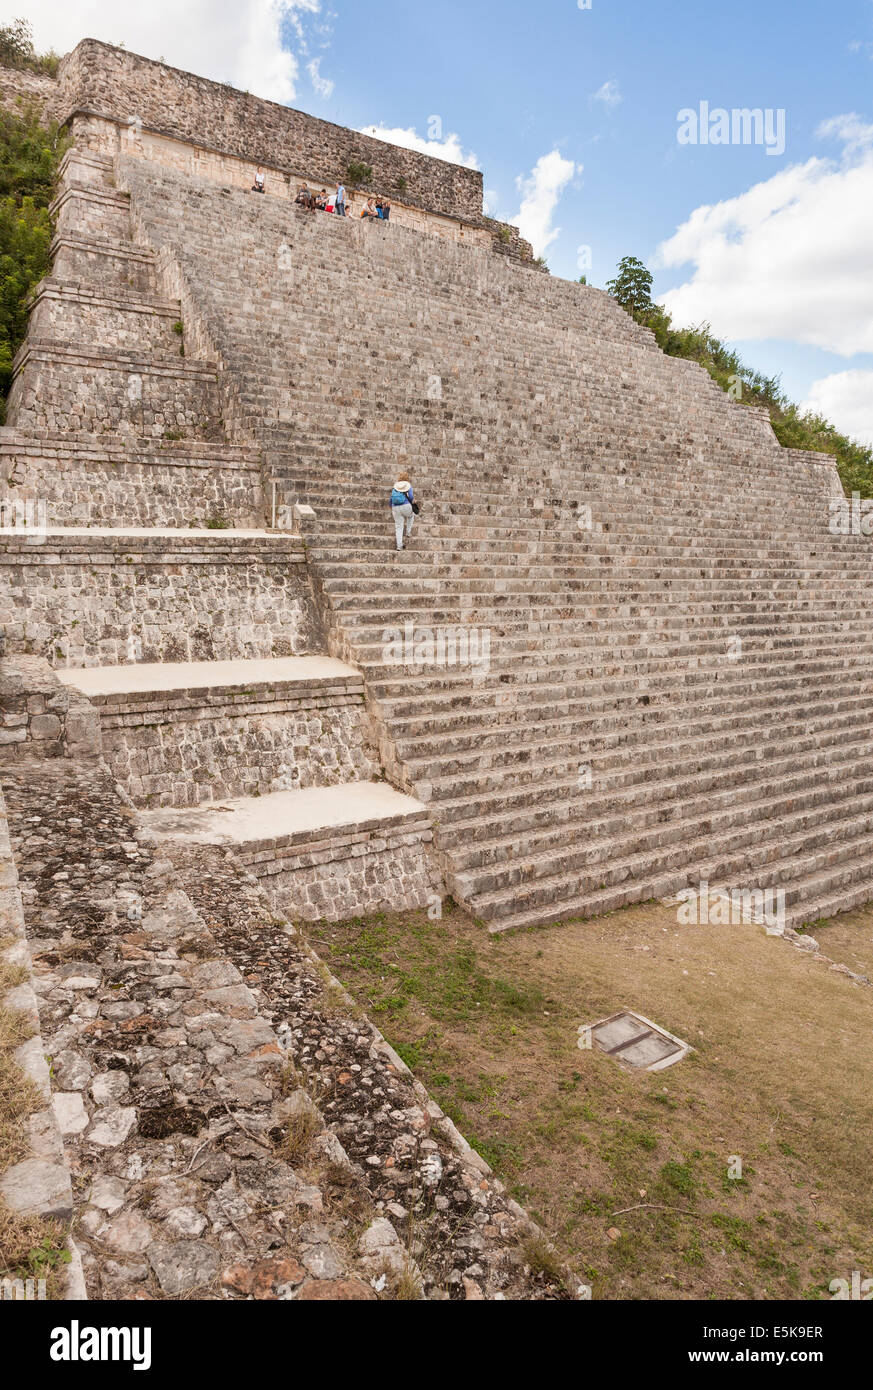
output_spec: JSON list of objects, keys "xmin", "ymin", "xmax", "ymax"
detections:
[{"xmin": 2, "ymin": 758, "xmax": 575, "ymax": 1300}]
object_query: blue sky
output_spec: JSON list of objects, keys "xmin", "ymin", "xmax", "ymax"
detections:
[{"xmin": 27, "ymin": 0, "xmax": 873, "ymax": 443}]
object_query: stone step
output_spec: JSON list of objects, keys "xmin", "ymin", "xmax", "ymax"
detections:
[
  {"xmin": 783, "ymin": 864, "xmax": 873, "ymax": 930},
  {"xmin": 439, "ymin": 752, "xmax": 873, "ymax": 861},
  {"xmin": 426, "ymin": 726, "xmax": 873, "ymax": 821},
  {"xmin": 460, "ymin": 790, "xmax": 873, "ymax": 927},
  {"xmin": 116, "ymin": 156, "xmax": 873, "ymax": 932},
  {"xmin": 138, "ymin": 781, "xmax": 436, "ymax": 921},
  {"xmin": 395, "ymin": 687, "xmax": 873, "ymax": 762},
  {"xmin": 447, "ymin": 757, "xmax": 873, "ymax": 900},
  {"xmin": 361, "ymin": 648, "xmax": 873, "ymax": 706},
  {"xmin": 56, "ymin": 654, "xmax": 363, "ymax": 706},
  {"xmin": 488, "ymin": 820, "xmax": 873, "ymax": 934},
  {"xmin": 402, "ymin": 702, "xmax": 873, "ymax": 789},
  {"xmin": 141, "ymin": 779, "xmax": 429, "ymax": 852}
]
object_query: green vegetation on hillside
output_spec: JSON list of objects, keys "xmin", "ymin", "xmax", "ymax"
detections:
[
  {"xmin": 0, "ymin": 100, "xmax": 67, "ymax": 418},
  {"xmin": 606, "ymin": 256, "xmax": 872, "ymax": 499},
  {"xmin": 0, "ymin": 17, "xmax": 60, "ymax": 76}
]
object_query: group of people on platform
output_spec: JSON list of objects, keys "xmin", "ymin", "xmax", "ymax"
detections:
[{"xmin": 250, "ymin": 167, "xmax": 391, "ymax": 220}]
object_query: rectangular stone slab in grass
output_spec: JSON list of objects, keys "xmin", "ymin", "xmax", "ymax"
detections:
[{"xmin": 583, "ymin": 1010, "xmax": 691, "ymax": 1071}]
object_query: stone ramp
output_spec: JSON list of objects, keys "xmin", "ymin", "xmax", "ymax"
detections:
[{"xmin": 0, "ymin": 759, "xmax": 571, "ymax": 1300}]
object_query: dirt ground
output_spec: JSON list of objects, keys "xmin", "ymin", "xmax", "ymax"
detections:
[{"xmin": 312, "ymin": 898, "xmax": 873, "ymax": 1301}]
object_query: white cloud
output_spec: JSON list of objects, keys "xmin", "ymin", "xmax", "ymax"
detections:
[
  {"xmin": 483, "ymin": 187, "xmax": 499, "ymax": 215},
  {"xmin": 512, "ymin": 149, "xmax": 577, "ymax": 257},
  {"xmin": 801, "ymin": 370, "xmax": 873, "ymax": 447},
  {"xmin": 655, "ymin": 117, "xmax": 873, "ymax": 356},
  {"xmin": 357, "ymin": 124, "xmax": 479, "ymax": 169},
  {"xmin": 25, "ymin": 0, "xmax": 328, "ymax": 104},
  {"xmin": 307, "ymin": 57, "xmax": 333, "ymax": 100},
  {"xmin": 591, "ymin": 80, "xmax": 622, "ymax": 109}
]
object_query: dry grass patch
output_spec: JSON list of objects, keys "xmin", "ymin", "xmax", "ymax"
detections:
[
  {"xmin": 0, "ymin": 1199, "xmax": 70, "ymax": 1295},
  {"xmin": 804, "ymin": 904, "xmax": 873, "ymax": 981},
  {"xmin": 316, "ymin": 899, "xmax": 873, "ymax": 1301},
  {"xmin": 0, "ymin": 979, "xmax": 40, "ymax": 1176},
  {"xmin": 278, "ymin": 1108, "xmax": 322, "ymax": 1164}
]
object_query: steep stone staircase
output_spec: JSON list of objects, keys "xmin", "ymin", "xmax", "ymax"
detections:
[{"xmin": 110, "ymin": 155, "xmax": 873, "ymax": 934}]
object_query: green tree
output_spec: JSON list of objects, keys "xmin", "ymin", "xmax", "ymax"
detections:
[
  {"xmin": 0, "ymin": 17, "xmax": 59, "ymax": 75},
  {"xmin": 0, "ymin": 103, "xmax": 68, "ymax": 418},
  {"xmin": 605, "ymin": 255, "xmax": 656, "ymax": 315}
]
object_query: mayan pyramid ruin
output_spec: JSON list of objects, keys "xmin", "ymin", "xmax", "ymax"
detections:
[{"xmin": 1, "ymin": 38, "xmax": 871, "ymax": 1302}]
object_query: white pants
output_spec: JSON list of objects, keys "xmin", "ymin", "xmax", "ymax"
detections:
[{"xmin": 392, "ymin": 502, "xmax": 414, "ymax": 549}]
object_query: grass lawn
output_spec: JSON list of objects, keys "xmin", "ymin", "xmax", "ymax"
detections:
[{"xmin": 310, "ymin": 899, "xmax": 873, "ymax": 1301}]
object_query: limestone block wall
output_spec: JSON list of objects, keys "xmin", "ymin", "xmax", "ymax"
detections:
[
  {"xmin": 0, "ymin": 64, "xmax": 60, "ymax": 120},
  {"xmin": 240, "ymin": 818, "xmax": 439, "ymax": 922},
  {"xmin": 50, "ymin": 185, "xmax": 132, "ymax": 242},
  {"xmin": 0, "ymin": 656, "xmax": 101, "ymax": 759},
  {"xmin": 26, "ymin": 282, "xmax": 181, "ymax": 354},
  {"xmin": 0, "ymin": 534, "xmax": 322, "ymax": 667},
  {"xmin": 6, "ymin": 343, "xmax": 223, "ymax": 438},
  {"xmin": 94, "ymin": 680, "xmax": 380, "ymax": 808},
  {"xmin": 51, "ymin": 233, "xmax": 157, "ymax": 293},
  {"xmin": 0, "ymin": 432, "xmax": 263, "ymax": 529}
]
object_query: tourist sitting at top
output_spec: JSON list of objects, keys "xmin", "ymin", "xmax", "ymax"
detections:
[
  {"xmin": 315, "ymin": 188, "xmax": 329, "ymax": 210},
  {"xmin": 377, "ymin": 196, "xmax": 391, "ymax": 221},
  {"xmin": 361, "ymin": 196, "xmax": 380, "ymax": 219},
  {"xmin": 295, "ymin": 183, "xmax": 315, "ymax": 209},
  {"xmin": 251, "ymin": 166, "xmax": 265, "ymax": 194}
]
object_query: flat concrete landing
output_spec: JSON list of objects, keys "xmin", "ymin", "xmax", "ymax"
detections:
[
  {"xmin": 141, "ymin": 780, "xmax": 429, "ymax": 847},
  {"xmin": 34, "ymin": 527, "xmax": 288, "ymax": 539},
  {"xmin": 57, "ymin": 655, "xmax": 360, "ymax": 697}
]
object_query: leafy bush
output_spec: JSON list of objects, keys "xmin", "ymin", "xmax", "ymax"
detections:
[
  {"xmin": 0, "ymin": 103, "xmax": 68, "ymax": 417},
  {"xmin": 346, "ymin": 159, "xmax": 373, "ymax": 187},
  {"xmin": 606, "ymin": 256, "xmax": 873, "ymax": 498}
]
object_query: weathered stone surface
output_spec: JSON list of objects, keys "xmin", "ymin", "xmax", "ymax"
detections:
[
  {"xmin": 87, "ymin": 1106, "xmax": 137, "ymax": 1148},
  {"xmin": 0, "ymin": 1159, "xmax": 72, "ymax": 1220},
  {"xmin": 221, "ymin": 1257, "xmax": 305, "ymax": 1299},
  {"xmin": 88, "ymin": 1176, "xmax": 127, "ymax": 1214},
  {"xmin": 104, "ymin": 1209, "xmax": 154, "ymax": 1254},
  {"xmin": 148, "ymin": 1240, "xmax": 220, "ymax": 1295},
  {"xmin": 295, "ymin": 1278, "xmax": 376, "ymax": 1301},
  {"xmin": 59, "ymin": 40, "xmax": 487, "ymax": 223},
  {"xmin": 90, "ymin": 1070, "xmax": 131, "ymax": 1105},
  {"xmin": 52, "ymin": 1090, "xmax": 89, "ymax": 1135}
]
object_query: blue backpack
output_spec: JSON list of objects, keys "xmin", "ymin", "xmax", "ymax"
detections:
[{"xmin": 390, "ymin": 487, "xmax": 412, "ymax": 506}]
